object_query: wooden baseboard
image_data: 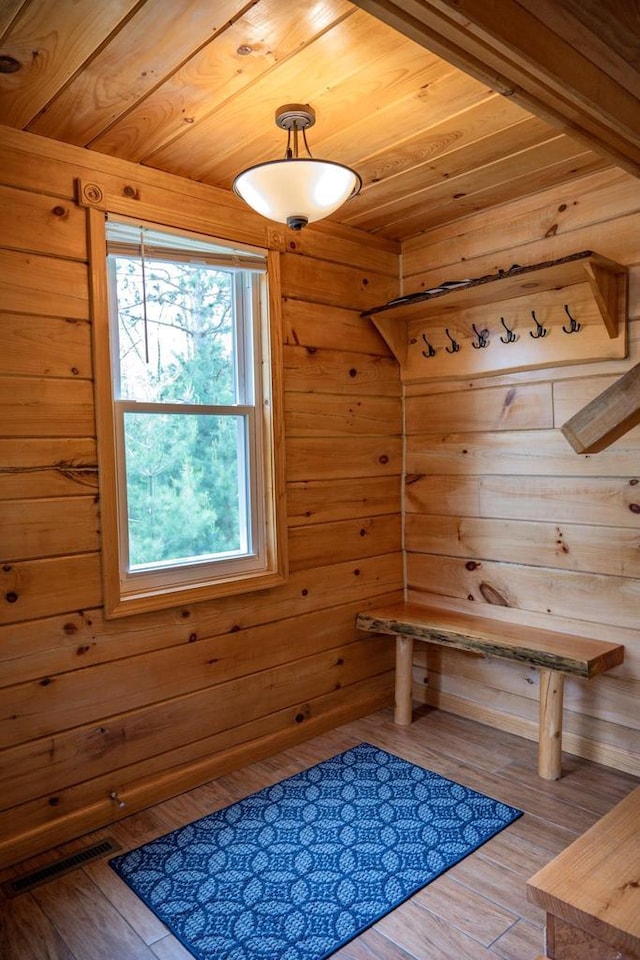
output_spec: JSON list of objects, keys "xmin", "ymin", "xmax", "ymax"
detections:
[
  {"xmin": 417, "ymin": 687, "xmax": 640, "ymax": 777},
  {"xmin": 0, "ymin": 688, "xmax": 392, "ymax": 870}
]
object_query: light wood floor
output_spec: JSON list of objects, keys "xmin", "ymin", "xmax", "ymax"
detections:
[{"xmin": 2, "ymin": 707, "xmax": 638, "ymax": 960}]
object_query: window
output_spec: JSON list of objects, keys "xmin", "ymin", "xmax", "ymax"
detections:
[{"xmin": 94, "ymin": 217, "xmax": 286, "ymax": 617}]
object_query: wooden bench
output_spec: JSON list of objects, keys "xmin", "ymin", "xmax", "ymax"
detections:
[
  {"xmin": 355, "ymin": 602, "xmax": 624, "ymax": 780},
  {"xmin": 527, "ymin": 785, "xmax": 640, "ymax": 958}
]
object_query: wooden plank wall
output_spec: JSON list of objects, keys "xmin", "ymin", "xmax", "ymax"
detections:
[
  {"xmin": 401, "ymin": 167, "xmax": 640, "ymax": 776},
  {"xmin": 0, "ymin": 126, "xmax": 403, "ymax": 868}
]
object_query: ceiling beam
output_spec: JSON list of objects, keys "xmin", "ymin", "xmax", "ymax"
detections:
[{"xmin": 350, "ymin": 0, "xmax": 640, "ymax": 178}]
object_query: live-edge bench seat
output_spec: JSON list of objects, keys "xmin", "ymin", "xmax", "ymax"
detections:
[{"xmin": 356, "ymin": 602, "xmax": 624, "ymax": 780}]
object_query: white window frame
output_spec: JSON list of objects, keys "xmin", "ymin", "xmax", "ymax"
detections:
[{"xmin": 89, "ymin": 212, "xmax": 287, "ymax": 618}]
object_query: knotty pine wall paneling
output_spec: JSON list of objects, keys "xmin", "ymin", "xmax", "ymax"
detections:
[
  {"xmin": 0, "ymin": 126, "xmax": 402, "ymax": 868},
  {"xmin": 401, "ymin": 168, "xmax": 640, "ymax": 776}
]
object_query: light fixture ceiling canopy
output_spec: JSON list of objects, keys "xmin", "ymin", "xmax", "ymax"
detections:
[{"xmin": 233, "ymin": 103, "xmax": 362, "ymax": 231}]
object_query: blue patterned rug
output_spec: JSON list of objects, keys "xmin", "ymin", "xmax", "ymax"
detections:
[{"xmin": 110, "ymin": 743, "xmax": 522, "ymax": 960}]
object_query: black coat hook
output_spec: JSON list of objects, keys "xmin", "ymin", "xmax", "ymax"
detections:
[
  {"xmin": 529, "ymin": 310, "xmax": 548, "ymax": 339},
  {"xmin": 499, "ymin": 317, "xmax": 517, "ymax": 343},
  {"xmin": 445, "ymin": 328, "xmax": 460, "ymax": 353},
  {"xmin": 562, "ymin": 304, "xmax": 581, "ymax": 334},
  {"xmin": 471, "ymin": 324, "xmax": 489, "ymax": 349},
  {"xmin": 421, "ymin": 332, "xmax": 436, "ymax": 358}
]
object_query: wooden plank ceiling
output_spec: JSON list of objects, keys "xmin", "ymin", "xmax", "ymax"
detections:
[{"xmin": 0, "ymin": 0, "xmax": 625, "ymax": 241}]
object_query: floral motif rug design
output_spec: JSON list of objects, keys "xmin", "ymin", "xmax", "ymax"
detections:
[{"xmin": 110, "ymin": 743, "xmax": 522, "ymax": 959}]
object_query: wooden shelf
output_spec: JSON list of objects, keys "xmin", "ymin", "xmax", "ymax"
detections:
[{"xmin": 366, "ymin": 252, "xmax": 628, "ymax": 383}]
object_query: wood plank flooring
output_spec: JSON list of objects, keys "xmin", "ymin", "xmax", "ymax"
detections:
[{"xmin": 1, "ymin": 707, "xmax": 638, "ymax": 960}]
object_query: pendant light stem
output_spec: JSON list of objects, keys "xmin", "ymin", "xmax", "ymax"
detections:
[{"xmin": 302, "ymin": 126, "xmax": 313, "ymax": 158}]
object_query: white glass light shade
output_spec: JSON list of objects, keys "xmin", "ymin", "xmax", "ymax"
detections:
[{"xmin": 233, "ymin": 158, "xmax": 361, "ymax": 229}]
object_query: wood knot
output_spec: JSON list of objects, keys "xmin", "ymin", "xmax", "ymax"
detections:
[{"xmin": 479, "ymin": 581, "xmax": 510, "ymax": 606}]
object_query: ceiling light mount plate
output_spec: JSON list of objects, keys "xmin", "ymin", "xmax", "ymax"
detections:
[{"xmin": 275, "ymin": 104, "xmax": 316, "ymax": 132}]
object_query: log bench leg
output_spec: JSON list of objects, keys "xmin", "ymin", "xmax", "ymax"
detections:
[
  {"xmin": 394, "ymin": 635, "xmax": 414, "ymax": 725},
  {"xmin": 538, "ymin": 668, "xmax": 565, "ymax": 780}
]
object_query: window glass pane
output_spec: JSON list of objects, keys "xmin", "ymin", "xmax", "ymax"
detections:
[
  {"xmin": 123, "ymin": 411, "xmax": 248, "ymax": 569},
  {"xmin": 113, "ymin": 256, "xmax": 236, "ymax": 405}
]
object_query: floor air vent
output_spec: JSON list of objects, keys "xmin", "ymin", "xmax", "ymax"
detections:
[{"xmin": 2, "ymin": 837, "xmax": 121, "ymax": 897}]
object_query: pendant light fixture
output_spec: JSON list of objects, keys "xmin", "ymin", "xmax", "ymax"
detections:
[{"xmin": 232, "ymin": 104, "xmax": 362, "ymax": 231}]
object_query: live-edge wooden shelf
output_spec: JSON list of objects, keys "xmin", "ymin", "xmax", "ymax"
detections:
[{"xmin": 365, "ymin": 251, "xmax": 628, "ymax": 383}]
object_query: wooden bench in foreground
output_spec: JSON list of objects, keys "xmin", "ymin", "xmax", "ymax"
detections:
[
  {"xmin": 527, "ymin": 785, "xmax": 640, "ymax": 958},
  {"xmin": 356, "ymin": 602, "xmax": 624, "ymax": 780}
]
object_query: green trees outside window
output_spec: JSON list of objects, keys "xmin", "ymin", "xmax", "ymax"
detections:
[{"xmin": 111, "ymin": 254, "xmax": 248, "ymax": 568}]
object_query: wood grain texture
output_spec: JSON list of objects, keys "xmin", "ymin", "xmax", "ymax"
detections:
[
  {"xmin": 405, "ymin": 513, "xmax": 640, "ymax": 579},
  {"xmin": 528, "ymin": 785, "xmax": 640, "ymax": 957},
  {"xmin": 27, "ymin": 0, "xmax": 255, "ymax": 146},
  {"xmin": 0, "ymin": 378, "xmax": 95, "ymax": 437},
  {"xmin": 289, "ymin": 515, "xmax": 401, "ymax": 572},
  {"xmin": 286, "ymin": 436, "xmax": 402, "ymax": 481},
  {"xmin": 0, "ymin": 250, "xmax": 88, "ymax": 319},
  {"xmin": 0, "ymin": 0, "xmax": 140, "ymax": 127},
  {"xmin": 516, "ymin": 0, "xmax": 640, "ymax": 99},
  {"xmin": 2, "ymin": 709, "xmax": 638, "ymax": 959},
  {"xmin": 370, "ymin": 251, "xmax": 628, "ymax": 384},
  {"xmin": 404, "ymin": 474, "xmax": 640, "ymax": 528},
  {"xmin": 405, "ymin": 382, "xmax": 553, "ymax": 433},
  {"xmin": 0, "ymin": 184, "xmax": 86, "ymax": 259},
  {"xmin": 0, "ymin": 313, "xmax": 91, "ymax": 379},
  {"xmin": 285, "ymin": 392, "xmax": 401, "ymax": 437},
  {"xmin": 406, "ymin": 427, "xmax": 640, "ymax": 478},
  {"xmin": 402, "ymin": 168, "xmax": 640, "ymax": 282},
  {"xmin": 84, "ymin": 0, "xmax": 352, "ymax": 161},
  {"xmin": 0, "ymin": 438, "xmax": 98, "ymax": 499},
  {"xmin": 344, "ymin": 138, "xmax": 604, "ymax": 233},
  {"xmin": 401, "ymin": 169, "xmax": 640, "ymax": 780},
  {"xmin": 407, "ymin": 552, "xmax": 640, "ymax": 631},
  {"xmin": 32, "ymin": 869, "xmax": 154, "ymax": 960},
  {"xmin": 0, "ymin": 0, "xmax": 621, "ymax": 241},
  {"xmin": 281, "ymin": 253, "xmax": 397, "ymax": 312},
  {"xmin": 287, "ymin": 477, "xmax": 400, "ymax": 526},
  {"xmin": 356, "ymin": 601, "xmax": 624, "ymax": 678},
  {"xmin": 0, "ymin": 132, "xmax": 402, "ymax": 869},
  {"xmin": 561, "ymin": 362, "xmax": 640, "ymax": 453},
  {"xmin": 284, "ymin": 345, "xmax": 400, "ymax": 397},
  {"xmin": 0, "ymin": 556, "xmax": 403, "ymax": 688},
  {"xmin": 0, "ymin": 496, "xmax": 99, "ymax": 561},
  {"xmin": 350, "ymin": 0, "xmax": 640, "ymax": 177}
]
